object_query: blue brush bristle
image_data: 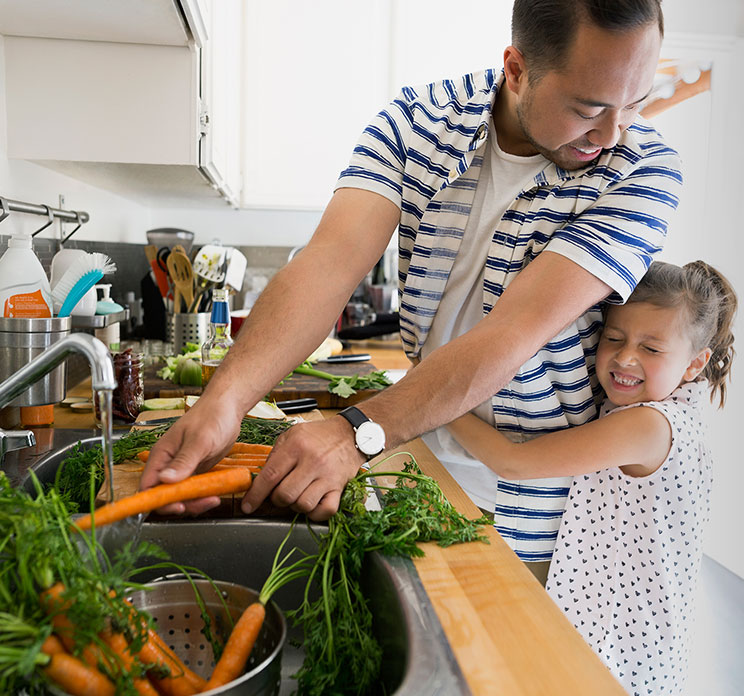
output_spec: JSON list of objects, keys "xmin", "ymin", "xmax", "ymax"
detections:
[{"xmin": 57, "ymin": 270, "xmax": 104, "ymax": 317}]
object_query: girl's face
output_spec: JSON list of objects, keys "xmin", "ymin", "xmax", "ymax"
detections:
[{"xmin": 596, "ymin": 301, "xmax": 711, "ymax": 406}]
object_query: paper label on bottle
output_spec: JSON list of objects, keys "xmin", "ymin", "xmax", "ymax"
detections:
[{"xmin": 3, "ymin": 290, "xmax": 52, "ymax": 318}]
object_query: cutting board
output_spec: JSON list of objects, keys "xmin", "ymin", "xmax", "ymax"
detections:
[
  {"xmin": 97, "ymin": 409, "xmax": 319, "ymax": 519},
  {"xmin": 267, "ymin": 361, "xmax": 385, "ymax": 408}
]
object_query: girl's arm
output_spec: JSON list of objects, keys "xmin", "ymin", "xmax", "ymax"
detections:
[{"xmin": 445, "ymin": 407, "xmax": 672, "ymax": 479}]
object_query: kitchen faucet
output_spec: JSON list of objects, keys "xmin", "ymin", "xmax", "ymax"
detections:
[{"xmin": 0, "ymin": 333, "xmax": 116, "ymax": 462}]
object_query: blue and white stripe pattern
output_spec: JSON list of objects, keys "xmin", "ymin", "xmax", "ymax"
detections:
[{"xmin": 336, "ymin": 70, "xmax": 682, "ymax": 561}]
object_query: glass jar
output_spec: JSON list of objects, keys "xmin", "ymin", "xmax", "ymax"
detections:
[{"xmin": 95, "ymin": 349, "xmax": 144, "ymax": 424}]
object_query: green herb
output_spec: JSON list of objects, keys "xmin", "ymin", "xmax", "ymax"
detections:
[
  {"xmin": 237, "ymin": 416, "xmax": 293, "ymax": 445},
  {"xmin": 289, "ymin": 455, "xmax": 490, "ymax": 695},
  {"xmin": 54, "ymin": 424, "xmax": 170, "ymax": 510},
  {"xmin": 292, "ymin": 364, "xmax": 392, "ymax": 398}
]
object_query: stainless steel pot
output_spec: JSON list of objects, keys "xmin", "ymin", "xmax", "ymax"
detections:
[{"xmin": 0, "ymin": 316, "xmax": 71, "ymax": 406}]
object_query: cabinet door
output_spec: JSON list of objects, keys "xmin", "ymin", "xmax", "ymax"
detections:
[
  {"xmin": 4, "ymin": 37, "xmax": 199, "ymax": 165},
  {"xmin": 240, "ymin": 0, "xmax": 392, "ymax": 210},
  {"xmin": 199, "ymin": 0, "xmax": 242, "ymax": 205}
]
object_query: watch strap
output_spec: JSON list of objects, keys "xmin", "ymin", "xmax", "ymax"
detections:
[{"xmin": 338, "ymin": 405, "xmax": 369, "ymax": 430}]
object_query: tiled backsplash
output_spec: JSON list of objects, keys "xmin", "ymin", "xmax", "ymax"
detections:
[{"xmin": 0, "ymin": 234, "xmax": 293, "ymax": 386}]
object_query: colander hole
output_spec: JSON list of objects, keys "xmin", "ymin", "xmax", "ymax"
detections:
[
  {"xmin": 184, "ymin": 627, "xmax": 190, "ymax": 634},
  {"xmin": 184, "ymin": 612, "xmax": 191, "ymax": 619},
  {"xmin": 199, "ymin": 644, "xmax": 205, "ymax": 650},
  {"xmin": 197, "ymin": 660, "xmax": 204, "ymax": 667},
  {"xmin": 184, "ymin": 643, "xmax": 191, "ymax": 650},
  {"xmin": 168, "ymin": 614, "xmax": 174, "ymax": 620},
  {"xmin": 168, "ymin": 629, "xmax": 175, "ymax": 635}
]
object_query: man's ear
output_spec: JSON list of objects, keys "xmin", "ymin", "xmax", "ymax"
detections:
[
  {"xmin": 684, "ymin": 347, "xmax": 712, "ymax": 382},
  {"xmin": 503, "ymin": 46, "xmax": 528, "ymax": 95}
]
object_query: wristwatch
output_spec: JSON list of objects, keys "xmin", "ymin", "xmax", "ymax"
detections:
[{"xmin": 338, "ymin": 406, "xmax": 386, "ymax": 459}]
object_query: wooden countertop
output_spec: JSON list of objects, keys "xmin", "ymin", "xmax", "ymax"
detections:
[{"xmin": 51, "ymin": 342, "xmax": 623, "ymax": 695}]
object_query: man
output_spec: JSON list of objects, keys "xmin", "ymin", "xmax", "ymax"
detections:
[{"xmin": 142, "ymin": 0, "xmax": 680, "ymax": 581}]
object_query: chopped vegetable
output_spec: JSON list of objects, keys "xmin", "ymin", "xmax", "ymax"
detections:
[
  {"xmin": 177, "ymin": 358, "xmax": 202, "ymax": 387},
  {"xmin": 141, "ymin": 397, "xmax": 185, "ymax": 411},
  {"xmin": 292, "ymin": 363, "xmax": 392, "ymax": 398},
  {"xmin": 74, "ymin": 468, "xmax": 255, "ymax": 530}
]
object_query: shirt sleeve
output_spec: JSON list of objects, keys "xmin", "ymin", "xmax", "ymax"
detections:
[
  {"xmin": 545, "ymin": 130, "xmax": 682, "ymax": 303},
  {"xmin": 333, "ymin": 89, "xmax": 413, "ymax": 209}
]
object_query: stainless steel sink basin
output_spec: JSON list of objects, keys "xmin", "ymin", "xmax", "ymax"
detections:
[{"xmin": 5, "ymin": 432, "xmax": 471, "ymax": 696}]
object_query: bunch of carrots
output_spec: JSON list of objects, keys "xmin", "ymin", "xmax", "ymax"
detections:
[
  {"xmin": 1, "ymin": 439, "xmax": 303, "ymax": 696},
  {"xmin": 135, "ymin": 442, "xmax": 273, "ymax": 474},
  {"xmin": 76, "ymin": 442, "xmax": 273, "ymax": 530}
]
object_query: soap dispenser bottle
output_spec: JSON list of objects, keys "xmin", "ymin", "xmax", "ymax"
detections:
[
  {"xmin": 0, "ymin": 232, "xmax": 53, "ymax": 317},
  {"xmin": 93, "ymin": 284, "xmax": 122, "ymax": 351}
]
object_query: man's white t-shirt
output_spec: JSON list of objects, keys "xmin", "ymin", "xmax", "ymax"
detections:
[{"xmin": 421, "ymin": 125, "xmax": 547, "ymax": 511}]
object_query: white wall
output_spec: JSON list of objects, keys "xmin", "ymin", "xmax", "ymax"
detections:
[{"xmin": 651, "ymin": 31, "xmax": 744, "ymax": 578}]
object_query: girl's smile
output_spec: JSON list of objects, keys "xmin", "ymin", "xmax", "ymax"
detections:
[{"xmin": 596, "ymin": 301, "xmax": 711, "ymax": 406}]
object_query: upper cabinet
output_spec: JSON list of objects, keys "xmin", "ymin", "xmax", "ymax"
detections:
[{"xmin": 0, "ymin": 0, "xmax": 241, "ymax": 207}]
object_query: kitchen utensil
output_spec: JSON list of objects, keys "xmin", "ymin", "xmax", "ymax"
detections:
[
  {"xmin": 319, "ymin": 353, "xmax": 372, "ymax": 363},
  {"xmin": 146, "ymin": 228, "xmax": 195, "ymax": 255},
  {"xmin": 166, "ymin": 250, "xmax": 195, "ymax": 313},
  {"xmin": 189, "ymin": 245, "xmax": 227, "ymax": 312},
  {"xmin": 224, "ymin": 247, "xmax": 247, "ymax": 292},
  {"xmin": 127, "ymin": 577, "xmax": 285, "ymax": 694},
  {"xmin": 145, "ymin": 244, "xmax": 170, "ymax": 301}
]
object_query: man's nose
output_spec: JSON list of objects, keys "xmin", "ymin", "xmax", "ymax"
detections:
[{"xmin": 587, "ymin": 111, "xmax": 624, "ymax": 150}]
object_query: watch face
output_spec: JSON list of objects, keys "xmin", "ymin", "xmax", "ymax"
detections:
[{"xmin": 355, "ymin": 421, "xmax": 386, "ymax": 456}]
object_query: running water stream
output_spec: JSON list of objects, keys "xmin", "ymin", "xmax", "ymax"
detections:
[{"xmin": 95, "ymin": 387, "xmax": 144, "ymax": 547}]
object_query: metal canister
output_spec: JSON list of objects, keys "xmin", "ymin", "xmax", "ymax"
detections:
[
  {"xmin": 0, "ymin": 316, "xmax": 71, "ymax": 406},
  {"xmin": 172, "ymin": 312, "xmax": 210, "ymax": 353}
]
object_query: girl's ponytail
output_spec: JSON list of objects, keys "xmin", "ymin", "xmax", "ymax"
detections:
[{"xmin": 683, "ymin": 261, "xmax": 737, "ymax": 408}]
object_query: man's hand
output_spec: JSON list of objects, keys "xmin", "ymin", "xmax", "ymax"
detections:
[
  {"xmin": 241, "ymin": 416, "xmax": 365, "ymax": 521},
  {"xmin": 139, "ymin": 397, "xmax": 243, "ymax": 515}
]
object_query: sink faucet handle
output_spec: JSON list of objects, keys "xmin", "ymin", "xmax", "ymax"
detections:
[{"xmin": 0, "ymin": 429, "xmax": 36, "ymax": 459}]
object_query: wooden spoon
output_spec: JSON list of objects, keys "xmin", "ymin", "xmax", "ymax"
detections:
[{"xmin": 166, "ymin": 250, "xmax": 195, "ymax": 313}]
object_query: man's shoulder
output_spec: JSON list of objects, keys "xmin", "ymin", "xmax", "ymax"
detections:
[
  {"xmin": 615, "ymin": 116, "xmax": 681, "ymax": 165},
  {"xmin": 397, "ymin": 68, "xmax": 501, "ymax": 111}
]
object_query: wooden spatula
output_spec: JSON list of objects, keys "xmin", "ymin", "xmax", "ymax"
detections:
[{"xmin": 166, "ymin": 250, "xmax": 195, "ymax": 313}]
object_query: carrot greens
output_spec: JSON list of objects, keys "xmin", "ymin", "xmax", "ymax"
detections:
[{"xmin": 289, "ymin": 455, "xmax": 491, "ymax": 695}]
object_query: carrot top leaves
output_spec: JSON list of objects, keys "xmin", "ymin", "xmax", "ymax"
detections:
[{"xmin": 289, "ymin": 454, "xmax": 490, "ymax": 695}]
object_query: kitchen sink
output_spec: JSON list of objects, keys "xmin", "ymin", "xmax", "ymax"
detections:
[{"xmin": 5, "ymin": 432, "xmax": 471, "ymax": 696}]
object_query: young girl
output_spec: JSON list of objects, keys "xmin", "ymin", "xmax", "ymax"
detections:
[{"xmin": 446, "ymin": 260, "xmax": 737, "ymax": 696}]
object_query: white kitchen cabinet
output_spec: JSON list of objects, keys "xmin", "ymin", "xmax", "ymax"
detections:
[
  {"xmin": 239, "ymin": 0, "xmax": 393, "ymax": 210},
  {"xmin": 0, "ymin": 0, "xmax": 241, "ymax": 206}
]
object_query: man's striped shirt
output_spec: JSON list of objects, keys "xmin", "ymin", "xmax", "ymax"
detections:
[{"xmin": 335, "ymin": 69, "xmax": 682, "ymax": 561}]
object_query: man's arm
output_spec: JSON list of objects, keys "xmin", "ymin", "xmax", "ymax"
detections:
[
  {"xmin": 139, "ymin": 187, "xmax": 399, "ymax": 513},
  {"xmin": 241, "ymin": 250, "xmax": 616, "ymax": 519},
  {"xmin": 446, "ymin": 408, "xmax": 672, "ymax": 479}
]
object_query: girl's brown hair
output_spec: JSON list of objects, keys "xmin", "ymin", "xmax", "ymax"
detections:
[{"xmin": 627, "ymin": 260, "xmax": 737, "ymax": 408}]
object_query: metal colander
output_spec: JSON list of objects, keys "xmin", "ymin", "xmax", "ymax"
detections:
[{"xmin": 127, "ymin": 576, "xmax": 286, "ymax": 696}]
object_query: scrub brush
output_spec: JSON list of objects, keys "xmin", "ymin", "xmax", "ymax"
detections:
[{"xmin": 52, "ymin": 252, "xmax": 117, "ymax": 317}]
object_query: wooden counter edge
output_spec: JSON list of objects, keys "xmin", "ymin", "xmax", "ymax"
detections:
[{"xmin": 376, "ymin": 440, "xmax": 626, "ymax": 696}]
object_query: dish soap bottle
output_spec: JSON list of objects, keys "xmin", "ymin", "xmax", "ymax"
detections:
[
  {"xmin": 201, "ymin": 288, "xmax": 234, "ymax": 387},
  {"xmin": 0, "ymin": 232, "xmax": 53, "ymax": 317}
]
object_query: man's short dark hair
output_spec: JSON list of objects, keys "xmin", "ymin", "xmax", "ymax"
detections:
[{"xmin": 512, "ymin": 0, "xmax": 664, "ymax": 83}]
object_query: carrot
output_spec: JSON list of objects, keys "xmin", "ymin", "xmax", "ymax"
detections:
[
  {"xmin": 103, "ymin": 631, "xmax": 160, "ymax": 696},
  {"xmin": 229, "ymin": 442, "xmax": 273, "ymax": 456},
  {"xmin": 41, "ymin": 634, "xmax": 67, "ymax": 655},
  {"xmin": 205, "ymin": 602, "xmax": 266, "ymax": 689},
  {"xmin": 136, "ymin": 449, "xmax": 265, "ymax": 467},
  {"xmin": 121, "ymin": 597, "xmax": 207, "ymax": 694},
  {"xmin": 135, "ymin": 638, "xmax": 198, "ymax": 696},
  {"xmin": 41, "ymin": 640, "xmax": 116, "ymax": 696},
  {"xmin": 41, "ymin": 583, "xmax": 109, "ymax": 668},
  {"xmin": 74, "ymin": 468, "xmax": 254, "ymax": 530}
]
